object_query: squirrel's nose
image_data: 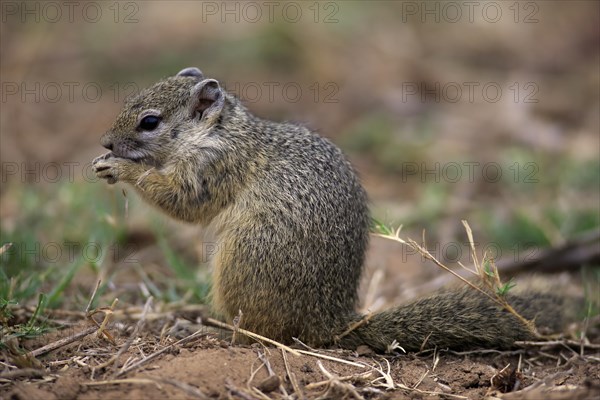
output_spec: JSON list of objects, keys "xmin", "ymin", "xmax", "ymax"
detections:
[{"xmin": 100, "ymin": 134, "xmax": 113, "ymax": 151}]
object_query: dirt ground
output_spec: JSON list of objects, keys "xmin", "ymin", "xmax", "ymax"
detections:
[
  {"xmin": 3, "ymin": 321, "xmax": 600, "ymax": 400},
  {"xmin": 2, "ymin": 249, "xmax": 599, "ymax": 400}
]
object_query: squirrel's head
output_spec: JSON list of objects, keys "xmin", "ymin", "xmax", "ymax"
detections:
[{"xmin": 100, "ymin": 67, "xmax": 229, "ymax": 166}]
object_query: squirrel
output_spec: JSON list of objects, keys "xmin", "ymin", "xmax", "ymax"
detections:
[{"xmin": 92, "ymin": 67, "xmax": 579, "ymax": 352}]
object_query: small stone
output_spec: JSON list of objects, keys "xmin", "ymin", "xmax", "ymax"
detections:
[
  {"xmin": 356, "ymin": 345, "xmax": 375, "ymax": 356},
  {"xmin": 255, "ymin": 375, "xmax": 281, "ymax": 393},
  {"xmin": 300, "ymin": 363, "xmax": 313, "ymax": 373}
]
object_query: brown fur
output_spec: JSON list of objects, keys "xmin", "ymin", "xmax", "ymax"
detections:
[{"xmin": 93, "ymin": 68, "xmax": 579, "ymax": 352}]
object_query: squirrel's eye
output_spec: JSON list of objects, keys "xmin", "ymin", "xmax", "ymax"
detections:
[{"xmin": 139, "ymin": 115, "xmax": 161, "ymax": 131}]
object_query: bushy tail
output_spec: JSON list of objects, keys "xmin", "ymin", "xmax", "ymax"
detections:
[{"xmin": 338, "ymin": 288, "xmax": 581, "ymax": 352}]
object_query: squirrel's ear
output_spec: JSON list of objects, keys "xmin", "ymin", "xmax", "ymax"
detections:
[
  {"xmin": 190, "ymin": 79, "xmax": 225, "ymax": 125},
  {"xmin": 177, "ymin": 67, "xmax": 203, "ymax": 79}
]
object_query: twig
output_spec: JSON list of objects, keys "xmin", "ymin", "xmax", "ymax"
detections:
[
  {"xmin": 515, "ymin": 340, "xmax": 600, "ymax": 349},
  {"xmin": 99, "ymin": 298, "xmax": 119, "ymax": 338},
  {"xmin": 82, "ymin": 378, "xmax": 162, "ymax": 388},
  {"xmin": 281, "ymin": 348, "xmax": 303, "ymax": 398},
  {"xmin": 432, "ymin": 348, "xmax": 440, "ymax": 372},
  {"xmin": 204, "ymin": 317, "xmax": 301, "ymax": 356},
  {"xmin": 85, "ymin": 280, "xmax": 102, "ymax": 314},
  {"xmin": 250, "ymin": 385, "xmax": 276, "ymax": 400},
  {"xmin": 517, "ymin": 368, "xmax": 574, "ymax": 392},
  {"xmin": 334, "ymin": 313, "xmax": 372, "ymax": 344},
  {"xmin": 413, "ymin": 369, "xmax": 428, "ymax": 390},
  {"xmin": 315, "ymin": 361, "xmax": 364, "ymax": 399},
  {"xmin": 463, "ymin": 222, "xmax": 537, "ymax": 333},
  {"xmin": 115, "ymin": 328, "xmax": 208, "ymax": 377},
  {"xmin": 0, "ymin": 368, "xmax": 47, "ymax": 380},
  {"xmin": 247, "ymin": 357, "xmax": 265, "ymax": 389},
  {"xmin": 28, "ymin": 326, "xmax": 98, "ymax": 358},
  {"xmin": 110, "ymin": 297, "xmax": 153, "ymax": 373},
  {"xmin": 375, "ymin": 220, "xmax": 538, "ymax": 336},
  {"xmin": 254, "ymin": 347, "xmax": 287, "ymax": 398},
  {"xmin": 292, "ymin": 337, "xmax": 318, "ymax": 351},
  {"xmin": 370, "ymin": 358, "xmax": 395, "ymax": 389},
  {"xmin": 231, "ymin": 309, "xmax": 243, "ymax": 346},
  {"xmin": 407, "ymin": 228, "xmax": 600, "ymax": 296},
  {"xmin": 93, "ymin": 297, "xmax": 153, "ymax": 372},
  {"xmin": 450, "ymin": 349, "xmax": 525, "ymax": 356},
  {"xmin": 295, "ymin": 349, "xmax": 366, "ymax": 368},
  {"xmin": 86, "ymin": 298, "xmax": 119, "ymax": 344},
  {"xmin": 374, "ymin": 233, "xmax": 500, "ymax": 305},
  {"xmin": 419, "ymin": 332, "xmax": 433, "ymax": 353},
  {"xmin": 305, "ymin": 369, "xmax": 372, "ymax": 390},
  {"xmin": 290, "ymin": 338, "xmax": 367, "ymax": 368},
  {"xmin": 256, "ymin": 349, "xmax": 275, "ymax": 376}
]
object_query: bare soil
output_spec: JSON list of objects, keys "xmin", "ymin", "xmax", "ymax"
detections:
[{"xmin": 2, "ymin": 312, "xmax": 599, "ymax": 400}]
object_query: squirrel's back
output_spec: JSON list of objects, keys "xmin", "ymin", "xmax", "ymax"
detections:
[{"xmin": 211, "ymin": 117, "xmax": 370, "ymax": 345}]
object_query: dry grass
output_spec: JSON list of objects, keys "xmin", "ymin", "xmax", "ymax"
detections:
[
  {"xmin": 2, "ymin": 226, "xmax": 598, "ymax": 399},
  {"xmin": 373, "ymin": 220, "xmax": 541, "ymax": 336}
]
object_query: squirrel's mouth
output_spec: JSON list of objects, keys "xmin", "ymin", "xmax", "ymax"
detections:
[
  {"xmin": 111, "ymin": 150, "xmax": 145, "ymax": 163},
  {"xmin": 101, "ymin": 136, "xmax": 162, "ymax": 167},
  {"xmin": 120, "ymin": 152, "xmax": 147, "ymax": 163},
  {"xmin": 112, "ymin": 143, "xmax": 156, "ymax": 165}
]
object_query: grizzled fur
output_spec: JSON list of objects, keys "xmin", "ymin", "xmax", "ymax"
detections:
[
  {"xmin": 93, "ymin": 68, "xmax": 577, "ymax": 351},
  {"xmin": 94, "ymin": 68, "xmax": 369, "ymax": 345}
]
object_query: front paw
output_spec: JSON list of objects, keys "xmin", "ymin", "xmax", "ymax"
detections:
[
  {"xmin": 93, "ymin": 156, "xmax": 130, "ymax": 184},
  {"xmin": 92, "ymin": 152, "xmax": 113, "ymax": 166}
]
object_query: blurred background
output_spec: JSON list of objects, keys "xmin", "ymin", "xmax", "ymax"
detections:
[{"xmin": 1, "ymin": 1, "xmax": 598, "ymax": 313}]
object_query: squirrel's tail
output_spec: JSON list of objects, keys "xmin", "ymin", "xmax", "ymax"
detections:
[{"xmin": 337, "ymin": 287, "xmax": 581, "ymax": 352}]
